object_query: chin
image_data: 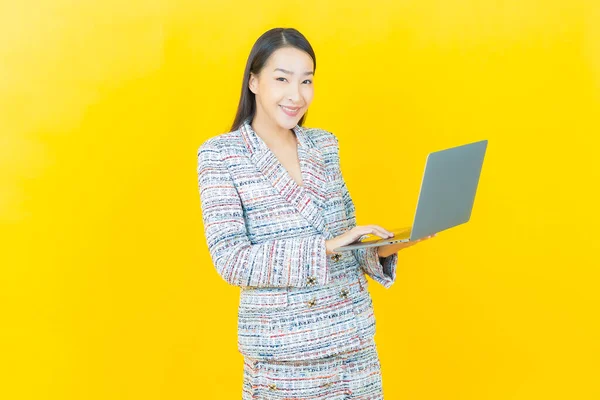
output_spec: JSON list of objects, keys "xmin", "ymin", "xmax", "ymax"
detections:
[
  {"xmin": 274, "ymin": 118, "xmax": 296, "ymax": 130},
  {"xmin": 275, "ymin": 111, "xmax": 304, "ymax": 129}
]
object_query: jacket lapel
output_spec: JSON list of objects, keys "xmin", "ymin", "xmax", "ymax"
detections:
[{"xmin": 240, "ymin": 117, "xmax": 333, "ymax": 239}]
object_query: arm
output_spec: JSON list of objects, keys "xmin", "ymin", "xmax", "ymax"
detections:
[
  {"xmin": 332, "ymin": 135, "xmax": 399, "ymax": 288},
  {"xmin": 197, "ymin": 139, "xmax": 330, "ymax": 288}
]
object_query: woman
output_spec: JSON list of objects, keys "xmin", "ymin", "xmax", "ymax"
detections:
[{"xmin": 197, "ymin": 27, "xmax": 434, "ymax": 399}]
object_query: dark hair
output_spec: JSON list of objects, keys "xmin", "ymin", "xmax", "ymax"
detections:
[{"xmin": 230, "ymin": 27, "xmax": 316, "ymax": 132}]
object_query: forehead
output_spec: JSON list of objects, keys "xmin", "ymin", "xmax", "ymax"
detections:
[{"xmin": 265, "ymin": 47, "xmax": 314, "ymax": 71}]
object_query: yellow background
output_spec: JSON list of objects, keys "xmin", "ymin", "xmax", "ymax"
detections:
[{"xmin": 2, "ymin": 0, "xmax": 599, "ymax": 399}]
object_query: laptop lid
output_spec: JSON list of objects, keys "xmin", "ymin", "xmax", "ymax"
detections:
[{"xmin": 409, "ymin": 139, "xmax": 488, "ymax": 240}]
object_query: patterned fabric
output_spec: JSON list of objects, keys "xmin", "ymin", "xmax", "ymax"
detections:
[
  {"xmin": 197, "ymin": 117, "xmax": 399, "ymax": 395},
  {"xmin": 242, "ymin": 338, "xmax": 383, "ymax": 399}
]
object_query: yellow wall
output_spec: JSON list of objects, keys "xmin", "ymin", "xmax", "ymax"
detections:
[{"xmin": 2, "ymin": 1, "xmax": 599, "ymax": 399}]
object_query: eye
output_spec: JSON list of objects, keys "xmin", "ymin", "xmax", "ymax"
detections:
[{"xmin": 275, "ymin": 77, "xmax": 312, "ymax": 84}]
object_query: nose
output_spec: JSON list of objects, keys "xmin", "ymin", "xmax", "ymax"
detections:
[{"xmin": 287, "ymin": 84, "xmax": 302, "ymax": 102}]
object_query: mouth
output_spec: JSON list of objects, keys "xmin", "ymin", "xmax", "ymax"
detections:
[{"xmin": 279, "ymin": 105, "xmax": 302, "ymax": 116}]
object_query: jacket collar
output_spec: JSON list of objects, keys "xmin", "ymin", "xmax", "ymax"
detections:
[
  {"xmin": 239, "ymin": 116, "xmax": 314, "ymax": 153},
  {"xmin": 239, "ymin": 117, "xmax": 333, "ymax": 239}
]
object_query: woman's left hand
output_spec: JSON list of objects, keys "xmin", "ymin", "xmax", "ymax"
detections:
[{"xmin": 377, "ymin": 233, "xmax": 437, "ymax": 258}]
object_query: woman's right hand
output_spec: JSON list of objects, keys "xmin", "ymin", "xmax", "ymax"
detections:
[{"xmin": 325, "ymin": 225, "xmax": 395, "ymax": 254}]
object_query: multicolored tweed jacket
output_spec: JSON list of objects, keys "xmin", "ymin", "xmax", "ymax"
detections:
[{"xmin": 197, "ymin": 117, "xmax": 399, "ymax": 362}]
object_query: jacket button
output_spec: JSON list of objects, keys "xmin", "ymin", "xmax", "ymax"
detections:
[
  {"xmin": 331, "ymin": 253, "xmax": 342, "ymax": 262},
  {"xmin": 307, "ymin": 276, "xmax": 317, "ymax": 286},
  {"xmin": 340, "ymin": 288, "xmax": 349, "ymax": 298},
  {"xmin": 307, "ymin": 298, "xmax": 317, "ymax": 307},
  {"xmin": 268, "ymin": 384, "xmax": 277, "ymax": 391}
]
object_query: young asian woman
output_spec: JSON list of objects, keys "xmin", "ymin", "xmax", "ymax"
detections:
[{"xmin": 197, "ymin": 27, "xmax": 434, "ymax": 399}]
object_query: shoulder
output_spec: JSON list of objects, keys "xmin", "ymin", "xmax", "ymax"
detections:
[
  {"xmin": 197, "ymin": 129, "xmax": 243, "ymax": 158},
  {"xmin": 302, "ymin": 126, "xmax": 341, "ymax": 156},
  {"xmin": 303, "ymin": 126, "xmax": 339, "ymax": 144}
]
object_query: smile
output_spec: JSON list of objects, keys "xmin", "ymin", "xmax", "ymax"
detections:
[{"xmin": 280, "ymin": 105, "xmax": 301, "ymax": 116}]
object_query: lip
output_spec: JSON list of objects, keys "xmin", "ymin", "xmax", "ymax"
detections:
[{"xmin": 279, "ymin": 105, "xmax": 302, "ymax": 116}]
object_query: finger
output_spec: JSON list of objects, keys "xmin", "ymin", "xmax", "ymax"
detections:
[
  {"xmin": 418, "ymin": 235, "xmax": 434, "ymax": 242},
  {"xmin": 379, "ymin": 225, "xmax": 395, "ymax": 237},
  {"xmin": 360, "ymin": 226, "xmax": 384, "ymax": 238},
  {"xmin": 366, "ymin": 225, "xmax": 394, "ymax": 238},
  {"xmin": 371, "ymin": 226, "xmax": 394, "ymax": 238},
  {"xmin": 360, "ymin": 226, "xmax": 395, "ymax": 240}
]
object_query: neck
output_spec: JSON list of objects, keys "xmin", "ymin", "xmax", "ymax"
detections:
[{"xmin": 250, "ymin": 113, "xmax": 296, "ymax": 147}]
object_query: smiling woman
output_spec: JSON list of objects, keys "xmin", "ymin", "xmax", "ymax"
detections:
[
  {"xmin": 230, "ymin": 28, "xmax": 316, "ymax": 132},
  {"xmin": 197, "ymin": 27, "xmax": 408, "ymax": 400},
  {"xmin": 249, "ymin": 47, "xmax": 314, "ymax": 127}
]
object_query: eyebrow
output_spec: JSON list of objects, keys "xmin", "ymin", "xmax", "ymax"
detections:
[{"xmin": 273, "ymin": 68, "xmax": 314, "ymax": 76}]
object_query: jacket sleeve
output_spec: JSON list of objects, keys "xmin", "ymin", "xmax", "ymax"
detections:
[
  {"xmin": 197, "ymin": 139, "xmax": 330, "ymax": 288},
  {"xmin": 331, "ymin": 135, "xmax": 399, "ymax": 288}
]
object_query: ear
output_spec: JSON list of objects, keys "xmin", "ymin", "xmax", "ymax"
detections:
[{"xmin": 248, "ymin": 72, "xmax": 258, "ymax": 94}]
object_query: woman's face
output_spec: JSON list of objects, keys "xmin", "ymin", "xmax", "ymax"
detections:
[{"xmin": 249, "ymin": 46, "xmax": 315, "ymax": 130}]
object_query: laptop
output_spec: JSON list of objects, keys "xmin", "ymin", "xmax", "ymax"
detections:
[{"xmin": 332, "ymin": 139, "xmax": 488, "ymax": 252}]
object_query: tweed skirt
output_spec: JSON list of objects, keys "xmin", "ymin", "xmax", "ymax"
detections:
[{"xmin": 241, "ymin": 338, "xmax": 383, "ymax": 399}]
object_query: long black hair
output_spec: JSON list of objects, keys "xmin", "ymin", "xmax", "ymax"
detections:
[{"xmin": 230, "ymin": 27, "xmax": 317, "ymax": 132}]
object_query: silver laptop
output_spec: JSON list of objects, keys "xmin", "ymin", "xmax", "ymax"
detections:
[{"xmin": 333, "ymin": 139, "xmax": 488, "ymax": 252}]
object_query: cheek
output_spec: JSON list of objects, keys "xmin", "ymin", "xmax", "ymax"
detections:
[
  {"xmin": 265, "ymin": 81, "xmax": 284, "ymax": 99},
  {"xmin": 255, "ymin": 82, "xmax": 274, "ymax": 103},
  {"xmin": 301, "ymin": 86, "xmax": 314, "ymax": 102}
]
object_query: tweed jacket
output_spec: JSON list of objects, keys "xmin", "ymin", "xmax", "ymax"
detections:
[{"xmin": 197, "ymin": 117, "xmax": 399, "ymax": 362}]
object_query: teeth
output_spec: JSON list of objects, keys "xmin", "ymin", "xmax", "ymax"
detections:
[{"xmin": 281, "ymin": 106, "xmax": 299, "ymax": 112}]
